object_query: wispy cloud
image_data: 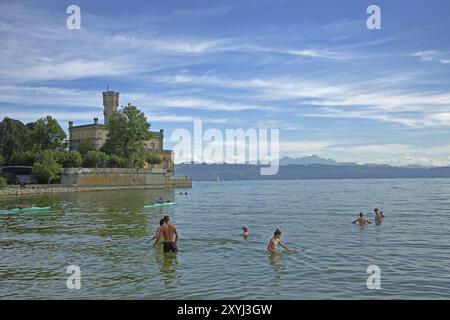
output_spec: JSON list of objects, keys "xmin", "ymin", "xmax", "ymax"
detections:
[
  {"xmin": 156, "ymin": 72, "xmax": 450, "ymax": 128},
  {"xmin": 2, "ymin": 1, "xmax": 450, "ymax": 166},
  {"xmin": 413, "ymin": 50, "xmax": 450, "ymax": 64}
]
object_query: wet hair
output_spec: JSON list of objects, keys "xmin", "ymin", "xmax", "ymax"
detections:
[
  {"xmin": 242, "ymin": 226, "xmax": 248, "ymax": 231},
  {"xmin": 359, "ymin": 212, "xmax": 364, "ymax": 217},
  {"xmin": 374, "ymin": 208, "xmax": 379, "ymax": 213},
  {"xmin": 274, "ymin": 228, "xmax": 282, "ymax": 236},
  {"xmin": 163, "ymin": 215, "xmax": 170, "ymax": 223},
  {"xmin": 159, "ymin": 218, "xmax": 164, "ymax": 226}
]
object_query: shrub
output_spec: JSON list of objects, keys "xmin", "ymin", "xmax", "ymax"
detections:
[
  {"xmin": 0, "ymin": 176, "xmax": 7, "ymax": 189},
  {"xmin": 145, "ymin": 153, "xmax": 162, "ymax": 168},
  {"xmin": 82, "ymin": 151, "xmax": 109, "ymax": 168},
  {"xmin": 107, "ymin": 154, "xmax": 126, "ymax": 168},
  {"xmin": 56, "ymin": 150, "xmax": 82, "ymax": 168},
  {"xmin": 32, "ymin": 151, "xmax": 61, "ymax": 184}
]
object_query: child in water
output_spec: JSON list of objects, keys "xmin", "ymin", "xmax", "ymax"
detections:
[{"xmin": 242, "ymin": 226, "xmax": 249, "ymax": 238}]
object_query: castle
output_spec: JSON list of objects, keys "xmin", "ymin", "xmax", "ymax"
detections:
[{"xmin": 68, "ymin": 90, "xmax": 174, "ymax": 174}]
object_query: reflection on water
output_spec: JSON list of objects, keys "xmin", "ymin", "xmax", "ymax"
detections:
[
  {"xmin": 268, "ymin": 253, "xmax": 284, "ymax": 282},
  {"xmin": 154, "ymin": 252, "xmax": 179, "ymax": 289}
]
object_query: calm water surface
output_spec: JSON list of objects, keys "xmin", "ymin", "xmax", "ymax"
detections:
[{"xmin": 1, "ymin": 179, "xmax": 450, "ymax": 299}]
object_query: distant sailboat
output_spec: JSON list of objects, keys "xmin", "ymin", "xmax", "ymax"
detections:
[{"xmin": 216, "ymin": 175, "xmax": 220, "ymax": 182}]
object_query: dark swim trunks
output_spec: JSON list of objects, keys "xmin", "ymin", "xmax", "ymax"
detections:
[{"xmin": 163, "ymin": 242, "xmax": 178, "ymax": 253}]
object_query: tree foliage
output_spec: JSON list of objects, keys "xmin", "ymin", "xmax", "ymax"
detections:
[
  {"xmin": 32, "ymin": 151, "xmax": 62, "ymax": 184},
  {"xmin": 107, "ymin": 154, "xmax": 126, "ymax": 168},
  {"xmin": 146, "ymin": 153, "xmax": 162, "ymax": 168},
  {"xmin": 103, "ymin": 103, "xmax": 151, "ymax": 168},
  {"xmin": 0, "ymin": 176, "xmax": 7, "ymax": 189},
  {"xmin": 0, "ymin": 117, "xmax": 29, "ymax": 165},
  {"xmin": 56, "ymin": 150, "xmax": 82, "ymax": 168},
  {"xmin": 10, "ymin": 150, "xmax": 39, "ymax": 166},
  {"xmin": 78, "ymin": 139, "xmax": 96, "ymax": 155},
  {"xmin": 28, "ymin": 116, "xmax": 66, "ymax": 151},
  {"xmin": 82, "ymin": 151, "xmax": 109, "ymax": 168}
]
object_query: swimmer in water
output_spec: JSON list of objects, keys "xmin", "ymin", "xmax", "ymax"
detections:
[
  {"xmin": 267, "ymin": 228, "xmax": 290, "ymax": 253},
  {"xmin": 156, "ymin": 197, "xmax": 163, "ymax": 204},
  {"xmin": 374, "ymin": 208, "xmax": 385, "ymax": 224},
  {"xmin": 352, "ymin": 212, "xmax": 372, "ymax": 225},
  {"xmin": 242, "ymin": 226, "xmax": 249, "ymax": 238}
]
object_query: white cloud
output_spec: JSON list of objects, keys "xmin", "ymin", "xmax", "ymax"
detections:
[
  {"xmin": 12, "ymin": 60, "xmax": 131, "ymax": 82},
  {"xmin": 413, "ymin": 50, "xmax": 450, "ymax": 65}
]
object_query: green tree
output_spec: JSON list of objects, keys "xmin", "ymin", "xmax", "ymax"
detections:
[
  {"xmin": 82, "ymin": 151, "xmax": 109, "ymax": 168},
  {"xmin": 10, "ymin": 150, "xmax": 40, "ymax": 166},
  {"xmin": 28, "ymin": 116, "xmax": 66, "ymax": 151},
  {"xmin": 0, "ymin": 176, "xmax": 7, "ymax": 189},
  {"xmin": 107, "ymin": 154, "xmax": 126, "ymax": 168},
  {"xmin": 145, "ymin": 153, "xmax": 162, "ymax": 168},
  {"xmin": 0, "ymin": 117, "xmax": 30, "ymax": 164},
  {"xmin": 0, "ymin": 154, "xmax": 4, "ymax": 166},
  {"xmin": 78, "ymin": 139, "xmax": 96, "ymax": 155},
  {"xmin": 32, "ymin": 151, "xmax": 62, "ymax": 184},
  {"xmin": 103, "ymin": 103, "xmax": 151, "ymax": 168},
  {"xmin": 56, "ymin": 150, "xmax": 82, "ymax": 168}
]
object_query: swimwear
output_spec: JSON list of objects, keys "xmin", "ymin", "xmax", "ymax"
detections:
[{"xmin": 163, "ymin": 242, "xmax": 178, "ymax": 253}]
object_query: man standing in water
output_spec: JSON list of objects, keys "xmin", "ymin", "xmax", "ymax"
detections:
[
  {"xmin": 352, "ymin": 212, "xmax": 372, "ymax": 225},
  {"xmin": 155, "ymin": 215, "xmax": 179, "ymax": 253},
  {"xmin": 267, "ymin": 228, "xmax": 290, "ymax": 254}
]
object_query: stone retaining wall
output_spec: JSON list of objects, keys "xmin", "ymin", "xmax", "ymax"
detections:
[
  {"xmin": 0, "ymin": 168, "xmax": 192, "ymax": 196},
  {"xmin": 0, "ymin": 183, "xmax": 190, "ymax": 197}
]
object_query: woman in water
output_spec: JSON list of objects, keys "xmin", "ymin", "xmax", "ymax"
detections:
[
  {"xmin": 374, "ymin": 208, "xmax": 385, "ymax": 224},
  {"xmin": 267, "ymin": 228, "xmax": 290, "ymax": 253}
]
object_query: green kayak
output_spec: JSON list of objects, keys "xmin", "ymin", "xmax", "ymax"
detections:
[
  {"xmin": 9, "ymin": 206, "xmax": 52, "ymax": 213},
  {"xmin": 144, "ymin": 202, "xmax": 178, "ymax": 209}
]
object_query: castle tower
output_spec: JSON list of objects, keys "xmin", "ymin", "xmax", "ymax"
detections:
[{"xmin": 102, "ymin": 90, "xmax": 119, "ymax": 125}]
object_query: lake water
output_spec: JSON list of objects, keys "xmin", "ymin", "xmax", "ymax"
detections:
[{"xmin": 1, "ymin": 179, "xmax": 450, "ymax": 299}]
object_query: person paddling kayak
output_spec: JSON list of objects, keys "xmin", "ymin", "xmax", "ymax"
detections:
[{"xmin": 17, "ymin": 203, "xmax": 32, "ymax": 209}]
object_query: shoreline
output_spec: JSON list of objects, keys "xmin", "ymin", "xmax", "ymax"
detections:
[{"xmin": 0, "ymin": 184, "xmax": 190, "ymax": 197}]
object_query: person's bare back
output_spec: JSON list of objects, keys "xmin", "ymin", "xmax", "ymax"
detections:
[
  {"xmin": 155, "ymin": 215, "xmax": 179, "ymax": 253},
  {"xmin": 159, "ymin": 223, "xmax": 178, "ymax": 242},
  {"xmin": 352, "ymin": 212, "xmax": 372, "ymax": 225}
]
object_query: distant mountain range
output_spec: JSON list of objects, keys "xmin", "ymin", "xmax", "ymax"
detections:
[
  {"xmin": 176, "ymin": 156, "xmax": 450, "ymax": 181},
  {"xmin": 279, "ymin": 155, "xmax": 358, "ymax": 166}
]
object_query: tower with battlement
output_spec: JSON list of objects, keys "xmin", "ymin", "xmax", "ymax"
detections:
[
  {"xmin": 102, "ymin": 91, "xmax": 119, "ymax": 125},
  {"xmin": 68, "ymin": 90, "xmax": 174, "ymax": 174}
]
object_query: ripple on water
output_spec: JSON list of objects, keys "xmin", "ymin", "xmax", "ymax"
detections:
[{"xmin": 1, "ymin": 179, "xmax": 450, "ymax": 299}]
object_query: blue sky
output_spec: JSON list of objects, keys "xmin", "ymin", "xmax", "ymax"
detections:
[{"xmin": 1, "ymin": 0, "xmax": 450, "ymax": 166}]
